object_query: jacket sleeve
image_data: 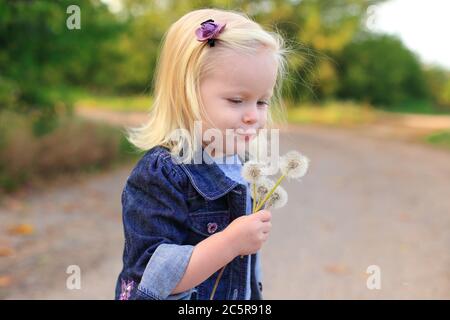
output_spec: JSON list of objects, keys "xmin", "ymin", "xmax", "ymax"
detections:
[{"xmin": 121, "ymin": 150, "xmax": 195, "ymax": 300}]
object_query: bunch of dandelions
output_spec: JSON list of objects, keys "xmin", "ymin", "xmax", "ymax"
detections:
[
  {"xmin": 210, "ymin": 150, "xmax": 309, "ymax": 300},
  {"xmin": 243, "ymin": 150, "xmax": 310, "ymax": 213}
]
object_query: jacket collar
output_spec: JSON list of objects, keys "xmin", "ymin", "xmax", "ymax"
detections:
[{"xmin": 178, "ymin": 148, "xmax": 248, "ymax": 200}]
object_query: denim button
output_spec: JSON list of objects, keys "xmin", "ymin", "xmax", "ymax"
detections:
[
  {"xmin": 189, "ymin": 211, "xmax": 229, "ymax": 238},
  {"xmin": 207, "ymin": 222, "xmax": 218, "ymax": 234}
]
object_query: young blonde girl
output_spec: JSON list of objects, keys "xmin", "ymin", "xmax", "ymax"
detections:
[{"xmin": 115, "ymin": 8, "xmax": 288, "ymax": 300}]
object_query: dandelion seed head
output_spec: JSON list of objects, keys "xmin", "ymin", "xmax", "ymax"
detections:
[
  {"xmin": 255, "ymin": 178, "xmax": 275, "ymax": 202},
  {"xmin": 266, "ymin": 185, "xmax": 288, "ymax": 209},
  {"xmin": 280, "ymin": 150, "xmax": 310, "ymax": 179},
  {"xmin": 242, "ymin": 160, "xmax": 265, "ymax": 183}
]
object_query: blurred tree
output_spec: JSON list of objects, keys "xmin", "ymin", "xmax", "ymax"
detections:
[
  {"xmin": 423, "ymin": 66, "xmax": 450, "ymax": 111},
  {"xmin": 250, "ymin": 0, "xmax": 387, "ymax": 102},
  {"xmin": 0, "ymin": 0, "xmax": 123, "ymax": 134},
  {"xmin": 336, "ymin": 33, "xmax": 429, "ymax": 107},
  {"xmin": 1, "ymin": 0, "xmax": 447, "ymax": 118}
]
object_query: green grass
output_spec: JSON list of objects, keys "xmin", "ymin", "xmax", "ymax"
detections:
[
  {"xmin": 424, "ymin": 130, "xmax": 450, "ymax": 150},
  {"xmin": 75, "ymin": 94, "xmax": 152, "ymax": 112},
  {"xmin": 73, "ymin": 90, "xmax": 152, "ymax": 112},
  {"xmin": 379, "ymin": 99, "xmax": 450, "ymax": 115},
  {"xmin": 37, "ymin": 87, "xmax": 152, "ymax": 113},
  {"xmin": 286, "ymin": 101, "xmax": 379, "ymax": 126}
]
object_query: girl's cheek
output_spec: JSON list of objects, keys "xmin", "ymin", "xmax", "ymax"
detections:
[
  {"xmin": 259, "ymin": 110, "xmax": 268, "ymax": 124},
  {"xmin": 227, "ymin": 109, "xmax": 245, "ymax": 125}
]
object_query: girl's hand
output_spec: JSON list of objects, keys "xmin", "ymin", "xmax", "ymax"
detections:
[{"xmin": 222, "ymin": 210, "xmax": 272, "ymax": 256}]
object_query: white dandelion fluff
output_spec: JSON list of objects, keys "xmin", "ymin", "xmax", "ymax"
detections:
[
  {"xmin": 265, "ymin": 185, "xmax": 288, "ymax": 210},
  {"xmin": 255, "ymin": 177, "xmax": 275, "ymax": 204},
  {"xmin": 279, "ymin": 150, "xmax": 310, "ymax": 179},
  {"xmin": 242, "ymin": 160, "xmax": 266, "ymax": 183}
]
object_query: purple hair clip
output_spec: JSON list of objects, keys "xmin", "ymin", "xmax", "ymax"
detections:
[{"xmin": 195, "ymin": 19, "xmax": 226, "ymax": 47}]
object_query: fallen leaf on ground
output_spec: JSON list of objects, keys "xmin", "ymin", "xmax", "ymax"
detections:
[
  {"xmin": 8, "ymin": 224, "xmax": 34, "ymax": 236},
  {"xmin": 0, "ymin": 247, "xmax": 15, "ymax": 257},
  {"xmin": 0, "ymin": 276, "xmax": 13, "ymax": 287},
  {"xmin": 398, "ymin": 212, "xmax": 412, "ymax": 222},
  {"xmin": 324, "ymin": 264, "xmax": 350, "ymax": 275}
]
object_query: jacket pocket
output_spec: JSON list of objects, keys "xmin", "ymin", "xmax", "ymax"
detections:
[
  {"xmin": 188, "ymin": 210, "xmax": 230, "ymax": 238},
  {"xmin": 187, "ymin": 194, "xmax": 228, "ymax": 214}
]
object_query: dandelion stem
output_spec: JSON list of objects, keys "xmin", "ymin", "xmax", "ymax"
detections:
[
  {"xmin": 255, "ymin": 174, "xmax": 286, "ymax": 212},
  {"xmin": 210, "ymin": 265, "xmax": 226, "ymax": 300},
  {"xmin": 252, "ymin": 183, "xmax": 257, "ymax": 213},
  {"xmin": 244, "ymin": 183, "xmax": 257, "ymax": 259}
]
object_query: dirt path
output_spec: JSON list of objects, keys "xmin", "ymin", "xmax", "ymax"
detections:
[
  {"xmin": 266, "ymin": 125, "xmax": 450, "ymax": 299},
  {"xmin": 0, "ymin": 166, "xmax": 129, "ymax": 299},
  {"xmin": 1, "ymin": 110, "xmax": 449, "ymax": 299}
]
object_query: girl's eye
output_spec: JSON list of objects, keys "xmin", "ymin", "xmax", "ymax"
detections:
[{"xmin": 228, "ymin": 99, "xmax": 269, "ymax": 106}]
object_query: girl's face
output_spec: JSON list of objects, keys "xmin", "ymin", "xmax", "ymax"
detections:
[{"xmin": 199, "ymin": 47, "xmax": 278, "ymax": 158}]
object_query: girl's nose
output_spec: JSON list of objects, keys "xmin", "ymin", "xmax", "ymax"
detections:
[{"xmin": 242, "ymin": 104, "xmax": 258, "ymax": 124}]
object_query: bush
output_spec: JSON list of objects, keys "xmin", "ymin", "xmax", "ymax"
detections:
[{"xmin": 0, "ymin": 111, "xmax": 138, "ymax": 193}]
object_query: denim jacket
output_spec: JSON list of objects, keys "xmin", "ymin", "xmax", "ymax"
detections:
[{"xmin": 115, "ymin": 145, "xmax": 263, "ymax": 300}]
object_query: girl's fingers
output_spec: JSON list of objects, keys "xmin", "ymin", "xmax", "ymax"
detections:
[
  {"xmin": 258, "ymin": 210, "xmax": 272, "ymax": 222},
  {"xmin": 261, "ymin": 223, "xmax": 271, "ymax": 234}
]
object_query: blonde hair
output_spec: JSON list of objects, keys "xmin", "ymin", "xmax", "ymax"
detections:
[{"xmin": 126, "ymin": 8, "xmax": 289, "ymax": 161}]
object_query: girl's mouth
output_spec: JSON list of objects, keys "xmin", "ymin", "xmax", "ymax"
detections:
[{"xmin": 236, "ymin": 133, "xmax": 256, "ymax": 141}]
